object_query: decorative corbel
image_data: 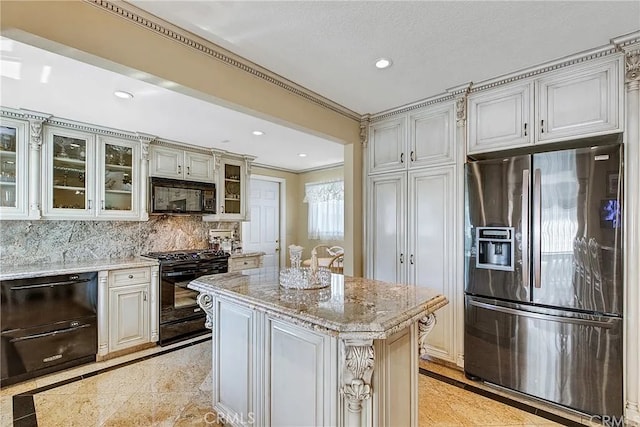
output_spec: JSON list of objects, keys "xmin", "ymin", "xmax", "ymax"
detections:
[
  {"xmin": 359, "ymin": 114, "xmax": 371, "ymax": 148},
  {"xmin": 244, "ymin": 157, "xmax": 252, "ymax": 176},
  {"xmin": 418, "ymin": 313, "xmax": 437, "ymax": 358},
  {"xmin": 625, "ymin": 50, "xmax": 640, "ymax": 83},
  {"xmin": 136, "ymin": 132, "xmax": 157, "ymax": 161},
  {"xmin": 455, "ymin": 85, "xmax": 471, "ymax": 128},
  {"xmin": 196, "ymin": 293, "xmax": 214, "ymax": 330},
  {"xmin": 340, "ymin": 339, "xmax": 374, "ymax": 419}
]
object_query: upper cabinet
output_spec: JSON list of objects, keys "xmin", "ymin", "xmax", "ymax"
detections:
[
  {"xmin": 368, "ymin": 100, "xmax": 456, "ymax": 174},
  {"xmin": 468, "ymin": 56, "xmax": 623, "ymax": 155},
  {"xmin": 203, "ymin": 154, "xmax": 254, "ymax": 222},
  {"xmin": 468, "ymin": 81, "xmax": 534, "ymax": 153},
  {"xmin": 149, "ymin": 145, "xmax": 214, "ymax": 183},
  {"xmin": 0, "ymin": 117, "xmax": 29, "ymax": 219},
  {"xmin": 536, "ymin": 59, "xmax": 621, "ymax": 142},
  {"xmin": 42, "ymin": 126, "xmax": 143, "ymax": 220}
]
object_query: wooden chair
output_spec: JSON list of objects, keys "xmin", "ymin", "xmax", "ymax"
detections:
[{"xmin": 327, "ymin": 253, "xmax": 344, "ymax": 273}]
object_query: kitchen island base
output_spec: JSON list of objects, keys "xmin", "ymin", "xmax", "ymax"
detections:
[{"xmin": 192, "ymin": 273, "xmax": 444, "ymax": 427}]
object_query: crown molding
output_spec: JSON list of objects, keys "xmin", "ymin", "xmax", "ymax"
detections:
[
  {"xmin": 469, "ymin": 44, "xmax": 620, "ymax": 94},
  {"xmin": 86, "ymin": 0, "xmax": 361, "ymax": 122},
  {"xmin": 253, "ymin": 161, "xmax": 344, "ymax": 175}
]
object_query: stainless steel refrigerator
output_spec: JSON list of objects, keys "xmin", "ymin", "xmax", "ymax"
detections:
[{"xmin": 464, "ymin": 141, "xmax": 623, "ymax": 417}]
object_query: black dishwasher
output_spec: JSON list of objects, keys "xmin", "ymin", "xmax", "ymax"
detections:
[{"xmin": 1, "ymin": 272, "xmax": 98, "ymax": 386}]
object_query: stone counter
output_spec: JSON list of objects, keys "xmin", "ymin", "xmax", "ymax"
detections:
[
  {"xmin": 189, "ymin": 268, "xmax": 446, "ymax": 339},
  {"xmin": 0, "ymin": 257, "xmax": 158, "ymax": 280}
]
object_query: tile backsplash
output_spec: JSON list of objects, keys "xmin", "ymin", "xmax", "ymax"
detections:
[{"xmin": 0, "ymin": 217, "xmax": 239, "ymax": 267}]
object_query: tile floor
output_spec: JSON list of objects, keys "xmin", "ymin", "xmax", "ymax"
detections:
[{"xmin": 1, "ymin": 337, "xmax": 575, "ymax": 426}]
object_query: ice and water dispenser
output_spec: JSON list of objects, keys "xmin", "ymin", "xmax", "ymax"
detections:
[{"xmin": 475, "ymin": 227, "xmax": 515, "ymax": 271}]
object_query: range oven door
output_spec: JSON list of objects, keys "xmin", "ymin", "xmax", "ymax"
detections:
[{"xmin": 160, "ymin": 262, "xmax": 227, "ymax": 324}]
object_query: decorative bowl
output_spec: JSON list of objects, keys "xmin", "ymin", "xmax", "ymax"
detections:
[{"xmin": 279, "ymin": 267, "xmax": 331, "ymax": 289}]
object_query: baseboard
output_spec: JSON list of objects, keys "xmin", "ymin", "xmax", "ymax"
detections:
[{"xmin": 95, "ymin": 342, "xmax": 156, "ymax": 361}]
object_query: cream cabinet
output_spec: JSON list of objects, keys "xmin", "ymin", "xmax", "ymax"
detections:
[
  {"xmin": 42, "ymin": 126, "xmax": 144, "ymax": 220},
  {"xmin": 468, "ymin": 56, "xmax": 623, "ymax": 154},
  {"xmin": 0, "ymin": 116, "xmax": 29, "ymax": 219},
  {"xmin": 149, "ymin": 145, "xmax": 214, "ymax": 182},
  {"xmin": 366, "ymin": 166, "xmax": 457, "ymax": 362},
  {"xmin": 368, "ymin": 102, "xmax": 456, "ymax": 174},
  {"xmin": 203, "ymin": 154, "xmax": 254, "ymax": 221},
  {"xmin": 468, "ymin": 81, "xmax": 534, "ymax": 153},
  {"xmin": 106, "ymin": 267, "xmax": 155, "ymax": 353}
]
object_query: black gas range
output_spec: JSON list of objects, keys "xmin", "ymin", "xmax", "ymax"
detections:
[{"xmin": 145, "ymin": 249, "xmax": 230, "ymax": 345}]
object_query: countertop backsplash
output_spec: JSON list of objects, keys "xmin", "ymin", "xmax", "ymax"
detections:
[{"xmin": 0, "ymin": 217, "xmax": 239, "ymax": 267}]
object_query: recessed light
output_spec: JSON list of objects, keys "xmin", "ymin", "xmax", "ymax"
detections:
[
  {"xmin": 221, "ymin": 139, "xmax": 230, "ymax": 144},
  {"xmin": 375, "ymin": 58, "xmax": 393, "ymax": 69},
  {"xmin": 114, "ymin": 90, "xmax": 134, "ymax": 99},
  {"xmin": 298, "ymin": 153, "xmax": 307, "ymax": 158},
  {"xmin": 252, "ymin": 130, "xmax": 264, "ymax": 136}
]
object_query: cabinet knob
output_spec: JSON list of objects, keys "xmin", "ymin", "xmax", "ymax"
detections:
[
  {"xmin": 244, "ymin": 261, "xmax": 248, "ymax": 265},
  {"xmin": 524, "ymin": 123, "xmax": 528, "ymax": 136},
  {"xmin": 177, "ymin": 165, "xmax": 182, "ymax": 174},
  {"xmin": 400, "ymin": 153, "xmax": 404, "ymax": 164},
  {"xmin": 87, "ymin": 199, "xmax": 92, "ymax": 210},
  {"xmin": 187, "ymin": 166, "xmax": 190, "ymax": 175},
  {"xmin": 410, "ymin": 151, "xmax": 415, "ymax": 162},
  {"xmin": 128, "ymin": 274, "xmax": 134, "ymax": 279},
  {"xmin": 540, "ymin": 119, "xmax": 545, "ymax": 133},
  {"xmin": 400, "ymin": 253, "xmax": 404, "ymax": 264}
]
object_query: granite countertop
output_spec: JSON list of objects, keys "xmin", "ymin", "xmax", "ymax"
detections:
[
  {"xmin": 0, "ymin": 257, "xmax": 159, "ymax": 280},
  {"xmin": 188, "ymin": 268, "xmax": 448, "ymax": 339},
  {"xmin": 229, "ymin": 251, "xmax": 265, "ymax": 258}
]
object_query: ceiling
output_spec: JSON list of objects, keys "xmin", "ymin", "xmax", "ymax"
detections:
[{"xmin": 1, "ymin": 2, "xmax": 639, "ymax": 172}]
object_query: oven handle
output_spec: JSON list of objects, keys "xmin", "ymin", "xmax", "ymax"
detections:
[
  {"xmin": 9, "ymin": 323, "xmax": 92, "ymax": 343},
  {"xmin": 10, "ymin": 279, "xmax": 91, "ymax": 291},
  {"xmin": 164, "ymin": 268, "xmax": 224, "ymax": 278}
]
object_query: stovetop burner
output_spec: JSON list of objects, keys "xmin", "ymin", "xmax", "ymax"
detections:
[{"xmin": 145, "ymin": 249, "xmax": 230, "ymax": 262}]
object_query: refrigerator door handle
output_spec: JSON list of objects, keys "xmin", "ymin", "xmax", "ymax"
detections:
[
  {"xmin": 521, "ymin": 169, "xmax": 530, "ymax": 289},
  {"xmin": 533, "ymin": 168, "xmax": 542, "ymax": 289},
  {"xmin": 467, "ymin": 299, "xmax": 615, "ymax": 329}
]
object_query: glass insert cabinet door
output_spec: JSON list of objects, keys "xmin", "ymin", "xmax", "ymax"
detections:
[
  {"xmin": 223, "ymin": 162, "xmax": 242, "ymax": 214},
  {"xmin": 1, "ymin": 117, "xmax": 29, "ymax": 218},
  {"xmin": 52, "ymin": 134, "xmax": 89, "ymax": 210},
  {"xmin": 102, "ymin": 140, "xmax": 134, "ymax": 212},
  {"xmin": 0, "ymin": 125, "xmax": 18, "ymax": 208}
]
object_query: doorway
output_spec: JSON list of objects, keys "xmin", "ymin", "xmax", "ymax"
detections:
[{"xmin": 241, "ymin": 177, "xmax": 283, "ymax": 269}]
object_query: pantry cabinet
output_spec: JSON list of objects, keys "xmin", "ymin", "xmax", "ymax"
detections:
[
  {"xmin": 467, "ymin": 56, "xmax": 623, "ymax": 154},
  {"xmin": 41, "ymin": 126, "xmax": 143, "ymax": 220},
  {"xmin": 366, "ymin": 161, "xmax": 458, "ymax": 363},
  {"xmin": 149, "ymin": 145, "xmax": 214, "ymax": 182},
  {"xmin": 0, "ymin": 116, "xmax": 29, "ymax": 219},
  {"xmin": 368, "ymin": 101, "xmax": 456, "ymax": 174}
]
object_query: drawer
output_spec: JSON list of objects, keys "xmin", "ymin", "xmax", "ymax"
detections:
[
  {"xmin": 109, "ymin": 267, "xmax": 151, "ymax": 287},
  {"xmin": 229, "ymin": 256, "xmax": 261, "ymax": 272}
]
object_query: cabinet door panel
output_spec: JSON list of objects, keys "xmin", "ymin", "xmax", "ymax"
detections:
[
  {"xmin": 409, "ymin": 102, "xmax": 456, "ymax": 167},
  {"xmin": 468, "ymin": 82, "xmax": 533, "ymax": 154},
  {"xmin": 98, "ymin": 136, "xmax": 139, "ymax": 219},
  {"xmin": 42, "ymin": 126, "xmax": 95, "ymax": 218},
  {"xmin": 216, "ymin": 299, "xmax": 254, "ymax": 418},
  {"xmin": 150, "ymin": 146, "xmax": 182, "ymax": 179},
  {"xmin": 109, "ymin": 283, "xmax": 148, "ymax": 352},
  {"xmin": 185, "ymin": 152, "xmax": 214, "ymax": 182},
  {"xmin": 537, "ymin": 58, "xmax": 621, "ymax": 142},
  {"xmin": 408, "ymin": 166, "xmax": 455, "ymax": 361},
  {"xmin": 0, "ymin": 117, "xmax": 28, "ymax": 219},
  {"xmin": 267, "ymin": 319, "xmax": 330, "ymax": 427},
  {"xmin": 367, "ymin": 173, "xmax": 406, "ymax": 283},
  {"xmin": 368, "ymin": 117, "xmax": 406, "ymax": 174}
]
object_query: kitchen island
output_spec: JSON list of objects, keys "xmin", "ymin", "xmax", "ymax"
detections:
[{"xmin": 188, "ymin": 268, "xmax": 447, "ymax": 427}]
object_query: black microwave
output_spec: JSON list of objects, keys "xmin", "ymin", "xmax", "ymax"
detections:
[{"xmin": 150, "ymin": 177, "xmax": 216, "ymax": 214}]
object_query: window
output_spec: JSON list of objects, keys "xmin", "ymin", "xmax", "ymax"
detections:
[{"xmin": 304, "ymin": 180, "xmax": 344, "ymax": 240}]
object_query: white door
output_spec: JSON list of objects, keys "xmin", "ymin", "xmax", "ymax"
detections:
[{"xmin": 242, "ymin": 178, "xmax": 280, "ymax": 269}]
